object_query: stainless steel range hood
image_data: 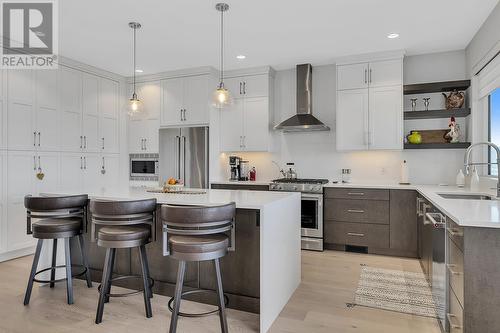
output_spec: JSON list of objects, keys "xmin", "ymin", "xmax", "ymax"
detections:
[{"xmin": 274, "ymin": 64, "xmax": 330, "ymax": 132}]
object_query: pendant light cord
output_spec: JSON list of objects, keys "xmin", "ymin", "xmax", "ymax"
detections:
[
  {"xmin": 220, "ymin": 8, "xmax": 224, "ymax": 87},
  {"xmin": 133, "ymin": 25, "xmax": 137, "ymax": 96}
]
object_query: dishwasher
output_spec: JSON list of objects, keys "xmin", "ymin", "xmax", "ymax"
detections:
[{"xmin": 425, "ymin": 209, "xmax": 447, "ymax": 331}]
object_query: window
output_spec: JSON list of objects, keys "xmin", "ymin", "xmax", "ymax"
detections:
[{"xmin": 489, "ymin": 88, "xmax": 500, "ymax": 176}]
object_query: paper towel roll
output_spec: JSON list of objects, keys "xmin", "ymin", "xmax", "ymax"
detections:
[{"xmin": 400, "ymin": 160, "xmax": 409, "ymax": 184}]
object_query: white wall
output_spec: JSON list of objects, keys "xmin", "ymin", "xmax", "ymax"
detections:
[
  {"xmin": 466, "ymin": 1, "xmax": 500, "ymax": 76},
  {"xmin": 218, "ymin": 51, "xmax": 469, "ymax": 185}
]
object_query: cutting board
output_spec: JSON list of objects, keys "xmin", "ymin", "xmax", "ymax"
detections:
[{"xmin": 411, "ymin": 129, "xmax": 450, "ymax": 144}]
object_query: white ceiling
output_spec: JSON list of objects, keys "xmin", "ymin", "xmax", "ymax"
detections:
[{"xmin": 59, "ymin": 0, "xmax": 499, "ymax": 76}]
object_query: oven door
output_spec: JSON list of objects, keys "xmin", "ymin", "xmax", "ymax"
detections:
[
  {"xmin": 130, "ymin": 159, "xmax": 158, "ymax": 177},
  {"xmin": 301, "ymin": 193, "xmax": 323, "ymax": 238}
]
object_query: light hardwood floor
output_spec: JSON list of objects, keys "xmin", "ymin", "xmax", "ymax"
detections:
[{"xmin": 0, "ymin": 250, "xmax": 441, "ymax": 333}]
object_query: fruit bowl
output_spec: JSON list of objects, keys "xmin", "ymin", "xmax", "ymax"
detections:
[{"xmin": 163, "ymin": 184, "xmax": 184, "ymax": 193}]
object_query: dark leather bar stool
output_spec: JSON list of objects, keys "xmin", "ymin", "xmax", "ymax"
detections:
[
  {"xmin": 90, "ymin": 198, "xmax": 157, "ymax": 324},
  {"xmin": 23, "ymin": 194, "xmax": 93, "ymax": 306},
  {"xmin": 161, "ymin": 202, "xmax": 236, "ymax": 333}
]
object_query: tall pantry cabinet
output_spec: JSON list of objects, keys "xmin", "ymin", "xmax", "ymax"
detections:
[{"xmin": 0, "ymin": 64, "xmax": 123, "ymax": 261}]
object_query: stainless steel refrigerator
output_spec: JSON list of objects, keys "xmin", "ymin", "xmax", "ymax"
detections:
[{"xmin": 158, "ymin": 126, "xmax": 209, "ymax": 188}]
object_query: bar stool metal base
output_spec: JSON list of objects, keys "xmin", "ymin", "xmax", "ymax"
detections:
[
  {"xmin": 33, "ymin": 264, "xmax": 89, "ymax": 284},
  {"xmin": 167, "ymin": 289, "xmax": 229, "ymax": 318},
  {"xmin": 97, "ymin": 275, "xmax": 154, "ymax": 298}
]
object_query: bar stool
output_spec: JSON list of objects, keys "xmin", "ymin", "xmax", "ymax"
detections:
[
  {"xmin": 161, "ymin": 203, "xmax": 236, "ymax": 333},
  {"xmin": 90, "ymin": 198, "xmax": 156, "ymax": 324},
  {"xmin": 23, "ymin": 194, "xmax": 93, "ymax": 306}
]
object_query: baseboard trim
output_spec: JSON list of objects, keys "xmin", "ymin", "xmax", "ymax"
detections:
[{"xmin": 0, "ymin": 246, "xmax": 36, "ymax": 263}]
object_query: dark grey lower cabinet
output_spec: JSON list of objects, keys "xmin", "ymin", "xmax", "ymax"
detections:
[
  {"xmin": 324, "ymin": 188, "xmax": 418, "ymax": 258},
  {"xmin": 389, "ymin": 190, "xmax": 417, "ymax": 257},
  {"xmin": 73, "ymin": 207, "xmax": 261, "ymax": 313}
]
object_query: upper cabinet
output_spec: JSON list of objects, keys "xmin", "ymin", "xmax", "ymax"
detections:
[
  {"xmin": 0, "ymin": 70, "xmax": 6, "ymax": 150},
  {"xmin": 161, "ymin": 74, "xmax": 210, "ymax": 127},
  {"xmin": 99, "ymin": 78, "xmax": 120, "ymax": 153},
  {"xmin": 129, "ymin": 82, "xmax": 161, "ymax": 153},
  {"xmin": 219, "ymin": 71, "xmax": 273, "ymax": 152},
  {"xmin": 336, "ymin": 57, "xmax": 403, "ymax": 151},
  {"xmin": 224, "ymin": 74, "xmax": 269, "ymax": 99}
]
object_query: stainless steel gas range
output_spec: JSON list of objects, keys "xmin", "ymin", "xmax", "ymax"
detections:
[{"xmin": 269, "ymin": 178, "xmax": 328, "ymax": 251}]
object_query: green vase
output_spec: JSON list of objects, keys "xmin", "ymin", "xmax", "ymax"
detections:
[{"xmin": 407, "ymin": 131, "xmax": 422, "ymax": 144}]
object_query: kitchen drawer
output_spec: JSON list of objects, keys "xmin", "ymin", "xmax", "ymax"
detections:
[
  {"xmin": 324, "ymin": 220, "xmax": 389, "ymax": 248},
  {"xmin": 448, "ymin": 236, "xmax": 464, "ymax": 307},
  {"xmin": 324, "ymin": 199, "xmax": 389, "ymax": 224},
  {"xmin": 324, "ymin": 187, "xmax": 389, "ymax": 201},
  {"xmin": 447, "ymin": 219, "xmax": 464, "ymax": 252},
  {"xmin": 448, "ymin": 288, "xmax": 464, "ymax": 333}
]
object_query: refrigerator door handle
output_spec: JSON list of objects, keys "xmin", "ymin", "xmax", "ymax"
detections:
[
  {"xmin": 182, "ymin": 135, "xmax": 187, "ymax": 184},
  {"xmin": 175, "ymin": 135, "xmax": 181, "ymax": 179}
]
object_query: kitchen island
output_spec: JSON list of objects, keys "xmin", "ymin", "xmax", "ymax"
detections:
[{"xmin": 50, "ymin": 187, "xmax": 301, "ymax": 333}]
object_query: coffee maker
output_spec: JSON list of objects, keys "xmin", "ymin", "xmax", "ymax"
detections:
[{"xmin": 229, "ymin": 156, "xmax": 241, "ymax": 181}]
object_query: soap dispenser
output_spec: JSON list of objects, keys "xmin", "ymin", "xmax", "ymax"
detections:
[
  {"xmin": 456, "ymin": 169, "xmax": 465, "ymax": 187},
  {"xmin": 470, "ymin": 167, "xmax": 480, "ymax": 191}
]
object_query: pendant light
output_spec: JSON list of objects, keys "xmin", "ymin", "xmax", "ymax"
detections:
[
  {"xmin": 128, "ymin": 22, "xmax": 142, "ymax": 115},
  {"xmin": 213, "ymin": 3, "xmax": 232, "ymax": 108}
]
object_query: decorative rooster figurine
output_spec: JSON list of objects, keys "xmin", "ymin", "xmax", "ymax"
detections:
[{"xmin": 445, "ymin": 116, "xmax": 461, "ymax": 143}]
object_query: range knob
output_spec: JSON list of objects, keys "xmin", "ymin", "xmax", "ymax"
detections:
[
  {"xmin": 278, "ymin": 185, "xmax": 283, "ymax": 190},
  {"xmin": 293, "ymin": 186, "xmax": 298, "ymax": 190}
]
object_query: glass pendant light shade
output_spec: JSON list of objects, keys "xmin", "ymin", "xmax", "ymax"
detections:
[
  {"xmin": 128, "ymin": 93, "xmax": 142, "ymax": 116},
  {"xmin": 213, "ymin": 83, "xmax": 232, "ymax": 108}
]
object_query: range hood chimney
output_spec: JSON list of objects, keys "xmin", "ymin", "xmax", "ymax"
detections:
[{"xmin": 274, "ymin": 64, "xmax": 330, "ymax": 132}]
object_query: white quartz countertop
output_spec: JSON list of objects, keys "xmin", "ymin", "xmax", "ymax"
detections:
[
  {"xmin": 48, "ymin": 186, "xmax": 299, "ymax": 210},
  {"xmin": 326, "ymin": 182, "xmax": 500, "ymax": 228}
]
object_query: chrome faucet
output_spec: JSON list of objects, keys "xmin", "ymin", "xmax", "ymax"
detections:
[{"xmin": 464, "ymin": 142, "xmax": 500, "ymax": 197}]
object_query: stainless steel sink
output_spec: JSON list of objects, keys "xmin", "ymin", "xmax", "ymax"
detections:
[{"xmin": 438, "ymin": 193, "xmax": 495, "ymax": 200}]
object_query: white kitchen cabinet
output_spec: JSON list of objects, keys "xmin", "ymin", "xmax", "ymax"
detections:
[
  {"xmin": 183, "ymin": 75, "xmax": 209, "ymax": 125},
  {"xmin": 337, "ymin": 63, "xmax": 369, "ymax": 90},
  {"xmin": 7, "ymin": 151, "xmax": 37, "ymax": 251},
  {"xmin": 336, "ymin": 57, "xmax": 403, "ymax": 151},
  {"xmin": 242, "ymin": 97, "xmax": 270, "ymax": 151},
  {"xmin": 336, "ymin": 89, "xmax": 369, "ymax": 150},
  {"xmin": 100, "ymin": 117, "xmax": 118, "ymax": 153},
  {"xmin": 99, "ymin": 78, "xmax": 119, "ymax": 154},
  {"xmin": 224, "ymin": 74, "xmax": 269, "ymax": 99},
  {"xmin": 220, "ymin": 99, "xmax": 244, "ymax": 152},
  {"xmin": 369, "ymin": 86, "xmax": 403, "ymax": 150},
  {"xmin": 0, "ymin": 152, "xmax": 5, "ymax": 253},
  {"xmin": 129, "ymin": 82, "xmax": 160, "ymax": 153},
  {"xmin": 35, "ymin": 70, "xmax": 60, "ymax": 152},
  {"xmin": 82, "ymin": 74, "xmax": 100, "ymax": 152},
  {"xmin": 161, "ymin": 77, "xmax": 184, "ymax": 126},
  {"xmin": 101, "ymin": 154, "xmax": 120, "ymax": 191},
  {"xmin": 161, "ymin": 75, "xmax": 209, "ymax": 127},
  {"xmin": 220, "ymin": 97, "xmax": 270, "ymax": 152},
  {"xmin": 7, "ymin": 70, "xmax": 35, "ymax": 150},
  {"xmin": 60, "ymin": 153, "xmax": 83, "ymax": 193},
  {"xmin": 82, "ymin": 154, "xmax": 101, "ymax": 193},
  {"xmin": 368, "ymin": 59, "xmax": 403, "ymax": 88},
  {"xmin": 60, "ymin": 68, "xmax": 83, "ymax": 152}
]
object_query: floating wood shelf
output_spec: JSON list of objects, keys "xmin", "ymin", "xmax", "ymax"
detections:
[
  {"xmin": 403, "ymin": 80, "xmax": 471, "ymax": 95},
  {"xmin": 404, "ymin": 142, "xmax": 471, "ymax": 149},
  {"xmin": 404, "ymin": 108, "xmax": 471, "ymax": 120}
]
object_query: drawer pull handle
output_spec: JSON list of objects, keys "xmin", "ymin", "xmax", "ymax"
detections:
[
  {"xmin": 347, "ymin": 232, "xmax": 365, "ymax": 237},
  {"xmin": 347, "ymin": 209, "xmax": 365, "ymax": 213},
  {"xmin": 347, "ymin": 192, "xmax": 365, "ymax": 196},
  {"xmin": 447, "ymin": 313, "xmax": 462, "ymax": 329},
  {"xmin": 446, "ymin": 264, "xmax": 462, "ymax": 275},
  {"xmin": 447, "ymin": 227, "xmax": 464, "ymax": 237}
]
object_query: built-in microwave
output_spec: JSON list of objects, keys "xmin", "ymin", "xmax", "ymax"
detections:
[{"xmin": 130, "ymin": 154, "xmax": 159, "ymax": 180}]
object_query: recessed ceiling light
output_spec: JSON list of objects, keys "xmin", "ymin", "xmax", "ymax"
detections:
[
  {"xmin": 135, "ymin": 69, "xmax": 143, "ymax": 73},
  {"xmin": 387, "ymin": 33, "xmax": 399, "ymax": 39},
  {"xmin": 236, "ymin": 55, "xmax": 246, "ymax": 60}
]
